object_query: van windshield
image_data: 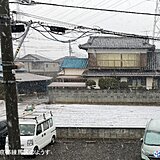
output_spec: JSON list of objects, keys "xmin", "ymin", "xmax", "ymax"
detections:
[
  {"xmin": 145, "ymin": 130, "xmax": 160, "ymax": 145},
  {"xmin": 19, "ymin": 124, "xmax": 35, "ymax": 136}
]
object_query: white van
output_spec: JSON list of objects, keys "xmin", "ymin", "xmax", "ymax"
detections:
[
  {"xmin": 141, "ymin": 119, "xmax": 160, "ymax": 160},
  {"xmin": 5, "ymin": 111, "xmax": 56, "ymax": 155}
]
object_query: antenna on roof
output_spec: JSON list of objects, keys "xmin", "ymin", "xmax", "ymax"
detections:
[
  {"xmin": 43, "ymin": 113, "xmax": 46, "ymax": 120},
  {"xmin": 153, "ymin": 0, "xmax": 160, "ymax": 45},
  {"xmin": 50, "ymin": 111, "xmax": 53, "ymax": 116}
]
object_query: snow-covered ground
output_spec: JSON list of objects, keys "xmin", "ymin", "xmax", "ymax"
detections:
[{"xmin": 0, "ymin": 100, "xmax": 160, "ymax": 128}]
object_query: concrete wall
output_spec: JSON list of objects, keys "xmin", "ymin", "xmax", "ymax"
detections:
[
  {"xmin": 48, "ymin": 88, "xmax": 160, "ymax": 105},
  {"xmin": 56, "ymin": 127, "xmax": 145, "ymax": 139}
]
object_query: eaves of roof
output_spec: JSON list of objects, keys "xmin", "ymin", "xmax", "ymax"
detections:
[{"xmin": 82, "ymin": 70, "xmax": 160, "ymax": 77}]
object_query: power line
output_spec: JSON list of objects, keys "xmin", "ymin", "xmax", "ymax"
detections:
[
  {"xmin": 57, "ymin": 0, "xmax": 92, "ymax": 20},
  {"xmin": 11, "ymin": 10, "xmax": 77, "ymax": 28},
  {"xmin": 91, "ymin": 0, "xmax": 147, "ymax": 25},
  {"xmin": 70, "ymin": 0, "xmax": 129, "ymax": 24},
  {"xmin": 10, "ymin": 1, "xmax": 160, "ymax": 17},
  {"xmin": 15, "ymin": 19, "xmax": 160, "ymax": 42}
]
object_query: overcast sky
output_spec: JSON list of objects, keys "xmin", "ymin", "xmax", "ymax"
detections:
[{"xmin": 9, "ymin": 0, "xmax": 159, "ymax": 60}]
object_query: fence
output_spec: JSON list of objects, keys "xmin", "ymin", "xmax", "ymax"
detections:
[
  {"xmin": 56, "ymin": 127, "xmax": 145, "ymax": 139},
  {"xmin": 48, "ymin": 88, "xmax": 160, "ymax": 105}
]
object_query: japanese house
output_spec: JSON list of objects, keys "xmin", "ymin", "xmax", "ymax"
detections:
[{"xmin": 79, "ymin": 36, "xmax": 160, "ymax": 90}]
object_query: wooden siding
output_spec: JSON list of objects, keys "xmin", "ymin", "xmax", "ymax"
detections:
[
  {"xmin": 140, "ymin": 53, "xmax": 147, "ymax": 68},
  {"xmin": 88, "ymin": 53, "xmax": 97, "ymax": 67}
]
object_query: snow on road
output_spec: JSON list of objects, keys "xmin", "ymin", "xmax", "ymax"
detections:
[
  {"xmin": 0, "ymin": 100, "xmax": 160, "ymax": 128},
  {"xmin": 29, "ymin": 104, "xmax": 160, "ymax": 128}
]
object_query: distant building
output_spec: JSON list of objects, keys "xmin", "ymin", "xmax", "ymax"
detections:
[
  {"xmin": 16, "ymin": 54, "xmax": 60, "ymax": 78},
  {"xmin": 57, "ymin": 57, "xmax": 88, "ymax": 82},
  {"xmin": 0, "ymin": 65, "xmax": 52, "ymax": 94},
  {"xmin": 155, "ymin": 49, "xmax": 160, "ymax": 71},
  {"xmin": 54, "ymin": 56, "xmax": 77, "ymax": 70},
  {"xmin": 79, "ymin": 36, "xmax": 160, "ymax": 90},
  {"xmin": 15, "ymin": 72, "xmax": 52, "ymax": 94}
]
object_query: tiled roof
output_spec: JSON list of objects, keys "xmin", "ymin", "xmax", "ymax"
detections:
[
  {"xmin": 61, "ymin": 57, "xmax": 88, "ymax": 69},
  {"xmin": 79, "ymin": 36, "xmax": 154, "ymax": 50},
  {"xmin": 82, "ymin": 70, "xmax": 160, "ymax": 77}
]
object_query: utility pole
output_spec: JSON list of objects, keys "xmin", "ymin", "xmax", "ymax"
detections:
[
  {"xmin": 0, "ymin": 0, "xmax": 21, "ymax": 159},
  {"xmin": 69, "ymin": 41, "xmax": 73, "ymax": 56},
  {"xmin": 153, "ymin": 0, "xmax": 160, "ymax": 45},
  {"xmin": 14, "ymin": 21, "xmax": 32, "ymax": 59}
]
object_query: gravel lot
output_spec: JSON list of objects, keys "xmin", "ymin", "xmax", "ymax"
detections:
[{"xmin": 0, "ymin": 139, "xmax": 142, "ymax": 160}]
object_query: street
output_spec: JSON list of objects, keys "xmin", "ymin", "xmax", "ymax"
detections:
[{"xmin": 0, "ymin": 139, "xmax": 141, "ymax": 160}]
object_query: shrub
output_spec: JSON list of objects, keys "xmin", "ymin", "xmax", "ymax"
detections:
[
  {"xmin": 120, "ymin": 81, "xmax": 129, "ymax": 89},
  {"xmin": 98, "ymin": 78, "xmax": 106, "ymax": 89},
  {"xmin": 86, "ymin": 80, "xmax": 96, "ymax": 89},
  {"xmin": 98, "ymin": 77, "xmax": 120, "ymax": 89}
]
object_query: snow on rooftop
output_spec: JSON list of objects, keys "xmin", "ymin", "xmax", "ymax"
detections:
[{"xmin": 15, "ymin": 73, "xmax": 52, "ymax": 82}]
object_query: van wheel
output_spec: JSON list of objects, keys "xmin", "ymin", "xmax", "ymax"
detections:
[
  {"xmin": 50, "ymin": 135, "xmax": 55, "ymax": 144},
  {"xmin": 33, "ymin": 146, "xmax": 39, "ymax": 157}
]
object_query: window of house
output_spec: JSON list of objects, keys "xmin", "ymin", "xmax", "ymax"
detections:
[
  {"xmin": 132, "ymin": 79, "xmax": 142, "ymax": 87},
  {"xmin": 97, "ymin": 53, "xmax": 140, "ymax": 68},
  {"xmin": 53, "ymin": 63, "xmax": 58, "ymax": 67},
  {"xmin": 97, "ymin": 53, "xmax": 121, "ymax": 67},
  {"xmin": 32, "ymin": 62, "xmax": 43, "ymax": 70},
  {"xmin": 122, "ymin": 54, "xmax": 140, "ymax": 67}
]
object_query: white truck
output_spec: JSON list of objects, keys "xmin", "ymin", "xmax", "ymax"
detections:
[{"xmin": 5, "ymin": 110, "xmax": 56, "ymax": 156}]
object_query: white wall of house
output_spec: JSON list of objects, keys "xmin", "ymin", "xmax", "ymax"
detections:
[
  {"xmin": 120, "ymin": 77, "xmax": 128, "ymax": 82},
  {"xmin": 44, "ymin": 62, "xmax": 59, "ymax": 72},
  {"xmin": 146, "ymin": 77, "xmax": 153, "ymax": 90},
  {"xmin": 23, "ymin": 62, "xmax": 59, "ymax": 72},
  {"xmin": 64, "ymin": 68, "xmax": 86, "ymax": 76}
]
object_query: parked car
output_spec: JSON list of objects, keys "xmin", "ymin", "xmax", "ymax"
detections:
[
  {"xmin": 0, "ymin": 120, "xmax": 7, "ymax": 149},
  {"xmin": 141, "ymin": 119, "xmax": 160, "ymax": 160}
]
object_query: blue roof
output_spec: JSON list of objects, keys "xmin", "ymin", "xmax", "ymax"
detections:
[{"xmin": 61, "ymin": 58, "xmax": 88, "ymax": 69}]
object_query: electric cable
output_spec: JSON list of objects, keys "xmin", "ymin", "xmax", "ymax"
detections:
[{"xmin": 9, "ymin": 1, "xmax": 160, "ymax": 17}]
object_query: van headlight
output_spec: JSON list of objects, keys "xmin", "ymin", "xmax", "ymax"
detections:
[
  {"xmin": 27, "ymin": 140, "xmax": 33, "ymax": 146},
  {"xmin": 142, "ymin": 148, "xmax": 149, "ymax": 156},
  {"xmin": 5, "ymin": 137, "xmax": 8, "ymax": 145}
]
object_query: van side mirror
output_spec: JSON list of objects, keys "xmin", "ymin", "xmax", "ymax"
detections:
[{"xmin": 140, "ymin": 138, "xmax": 143, "ymax": 142}]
